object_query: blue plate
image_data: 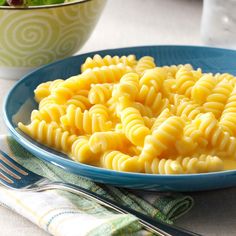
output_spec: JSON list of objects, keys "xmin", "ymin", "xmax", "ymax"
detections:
[{"xmin": 4, "ymin": 45, "xmax": 236, "ymax": 191}]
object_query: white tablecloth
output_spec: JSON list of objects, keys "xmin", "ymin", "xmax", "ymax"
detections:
[{"xmin": 1, "ymin": 0, "xmax": 236, "ymax": 235}]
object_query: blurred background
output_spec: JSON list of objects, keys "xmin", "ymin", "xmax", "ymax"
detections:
[{"xmin": 80, "ymin": 0, "xmax": 202, "ymax": 54}]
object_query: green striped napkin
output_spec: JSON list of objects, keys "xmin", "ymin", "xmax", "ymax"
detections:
[{"xmin": 0, "ymin": 135, "xmax": 193, "ymax": 236}]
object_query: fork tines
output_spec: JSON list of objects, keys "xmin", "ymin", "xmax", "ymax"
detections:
[{"xmin": 0, "ymin": 150, "xmax": 28, "ymax": 185}]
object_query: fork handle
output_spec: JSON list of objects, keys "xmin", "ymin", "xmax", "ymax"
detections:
[{"xmin": 37, "ymin": 182, "xmax": 200, "ymax": 236}]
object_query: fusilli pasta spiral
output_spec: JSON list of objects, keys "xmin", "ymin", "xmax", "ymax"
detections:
[
  {"xmin": 60, "ymin": 105, "xmax": 111, "ymax": 135},
  {"xmin": 135, "ymin": 56, "xmax": 156, "ymax": 75},
  {"xmin": 71, "ymin": 137, "xmax": 99, "ymax": 164},
  {"xmin": 89, "ymin": 131, "xmax": 130, "ymax": 153},
  {"xmin": 31, "ymin": 104, "xmax": 65, "ymax": 124},
  {"xmin": 88, "ymin": 83, "xmax": 113, "ymax": 104},
  {"xmin": 18, "ymin": 120, "xmax": 77, "ymax": 153},
  {"xmin": 220, "ymin": 85, "xmax": 236, "ymax": 135},
  {"xmin": 143, "ymin": 155, "xmax": 223, "ymax": 174},
  {"xmin": 174, "ymin": 67, "xmax": 196, "ymax": 98},
  {"xmin": 101, "ymin": 151, "xmax": 140, "ymax": 172},
  {"xmin": 81, "ymin": 54, "xmax": 137, "ymax": 72},
  {"xmin": 120, "ymin": 107, "xmax": 150, "ymax": 146},
  {"xmin": 140, "ymin": 116, "xmax": 184, "ymax": 161},
  {"xmin": 191, "ymin": 73, "xmax": 216, "ymax": 104},
  {"xmin": 203, "ymin": 79, "xmax": 233, "ymax": 118}
]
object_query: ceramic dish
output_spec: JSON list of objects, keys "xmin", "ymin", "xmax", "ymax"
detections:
[
  {"xmin": 0, "ymin": 0, "xmax": 106, "ymax": 79},
  {"xmin": 4, "ymin": 45, "xmax": 236, "ymax": 191}
]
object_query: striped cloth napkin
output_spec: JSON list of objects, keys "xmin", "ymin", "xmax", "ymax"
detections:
[{"xmin": 0, "ymin": 135, "xmax": 194, "ymax": 236}]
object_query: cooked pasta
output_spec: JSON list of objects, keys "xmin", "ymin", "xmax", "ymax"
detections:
[
  {"xmin": 132, "ymin": 102, "xmax": 154, "ymax": 117},
  {"xmin": 38, "ymin": 95, "xmax": 64, "ymax": 110},
  {"xmin": 151, "ymin": 108, "xmax": 171, "ymax": 131},
  {"xmin": 220, "ymin": 85, "xmax": 236, "ymax": 135},
  {"xmin": 142, "ymin": 116, "xmax": 156, "ymax": 129},
  {"xmin": 71, "ymin": 137, "xmax": 99, "ymax": 164},
  {"xmin": 60, "ymin": 105, "xmax": 111, "ymax": 134},
  {"xmin": 186, "ymin": 113, "xmax": 236, "ymax": 158},
  {"xmin": 203, "ymin": 79, "xmax": 233, "ymax": 119},
  {"xmin": 139, "ymin": 67, "xmax": 166, "ymax": 91},
  {"xmin": 191, "ymin": 73, "xmax": 216, "ymax": 104},
  {"xmin": 18, "ymin": 120, "xmax": 77, "ymax": 153},
  {"xmin": 34, "ymin": 79, "xmax": 64, "ymax": 103},
  {"xmin": 139, "ymin": 116, "xmax": 184, "ymax": 161},
  {"xmin": 18, "ymin": 53, "xmax": 236, "ymax": 175},
  {"xmin": 113, "ymin": 72, "xmax": 139, "ymax": 101},
  {"xmin": 89, "ymin": 104, "xmax": 110, "ymax": 120},
  {"xmin": 52, "ymin": 63, "xmax": 131, "ymax": 101},
  {"xmin": 143, "ymin": 155, "xmax": 223, "ymax": 174},
  {"xmin": 101, "ymin": 151, "xmax": 140, "ymax": 172},
  {"xmin": 34, "ymin": 81, "xmax": 51, "ymax": 103},
  {"xmin": 162, "ymin": 64, "xmax": 193, "ymax": 77},
  {"xmin": 170, "ymin": 94, "xmax": 202, "ymax": 120},
  {"xmin": 89, "ymin": 131, "xmax": 130, "ymax": 153},
  {"xmin": 88, "ymin": 83, "xmax": 113, "ymax": 104},
  {"xmin": 31, "ymin": 104, "xmax": 65, "ymax": 124},
  {"xmin": 174, "ymin": 67, "xmax": 196, "ymax": 98},
  {"xmin": 215, "ymin": 73, "xmax": 236, "ymax": 85},
  {"xmin": 120, "ymin": 107, "xmax": 150, "ymax": 146},
  {"xmin": 135, "ymin": 56, "xmax": 156, "ymax": 75},
  {"xmin": 66, "ymin": 90, "xmax": 91, "ymax": 111},
  {"xmin": 137, "ymin": 86, "xmax": 169, "ymax": 116},
  {"xmin": 81, "ymin": 54, "xmax": 137, "ymax": 72}
]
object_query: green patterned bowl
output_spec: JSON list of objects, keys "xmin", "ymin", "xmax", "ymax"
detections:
[{"xmin": 0, "ymin": 0, "xmax": 106, "ymax": 79}]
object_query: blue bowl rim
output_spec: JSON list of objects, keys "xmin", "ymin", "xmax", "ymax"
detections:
[{"xmin": 4, "ymin": 44, "xmax": 236, "ymax": 180}]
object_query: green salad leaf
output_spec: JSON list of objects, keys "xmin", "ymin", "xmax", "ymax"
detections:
[
  {"xmin": 26, "ymin": 0, "xmax": 64, "ymax": 5},
  {"xmin": 0, "ymin": 0, "xmax": 7, "ymax": 5}
]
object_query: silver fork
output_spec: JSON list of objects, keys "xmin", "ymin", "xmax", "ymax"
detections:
[{"xmin": 0, "ymin": 149, "xmax": 200, "ymax": 236}]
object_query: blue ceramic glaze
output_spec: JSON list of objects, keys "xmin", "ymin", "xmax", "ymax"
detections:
[{"xmin": 4, "ymin": 45, "xmax": 236, "ymax": 191}]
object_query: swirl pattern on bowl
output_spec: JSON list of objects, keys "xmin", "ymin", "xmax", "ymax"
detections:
[{"xmin": 0, "ymin": 0, "xmax": 106, "ymax": 67}]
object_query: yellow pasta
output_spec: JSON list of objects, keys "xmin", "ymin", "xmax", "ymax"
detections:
[
  {"xmin": 39, "ymin": 95, "xmax": 64, "ymax": 110},
  {"xmin": 170, "ymin": 94, "xmax": 202, "ymax": 120},
  {"xmin": 203, "ymin": 79, "xmax": 233, "ymax": 119},
  {"xmin": 113, "ymin": 72, "xmax": 139, "ymax": 101},
  {"xmin": 162, "ymin": 64, "xmax": 193, "ymax": 77},
  {"xmin": 60, "ymin": 105, "xmax": 111, "ymax": 135},
  {"xmin": 139, "ymin": 67, "xmax": 167, "ymax": 91},
  {"xmin": 89, "ymin": 104, "xmax": 110, "ymax": 120},
  {"xmin": 132, "ymin": 102, "xmax": 154, "ymax": 117},
  {"xmin": 34, "ymin": 79, "xmax": 64, "ymax": 103},
  {"xmin": 66, "ymin": 90, "xmax": 91, "ymax": 111},
  {"xmin": 89, "ymin": 131, "xmax": 130, "ymax": 153},
  {"xmin": 52, "ymin": 63, "xmax": 131, "ymax": 101},
  {"xmin": 31, "ymin": 104, "xmax": 65, "ymax": 124},
  {"xmin": 120, "ymin": 107, "xmax": 150, "ymax": 146},
  {"xmin": 135, "ymin": 56, "xmax": 156, "ymax": 75},
  {"xmin": 81, "ymin": 54, "xmax": 137, "ymax": 72},
  {"xmin": 88, "ymin": 83, "xmax": 113, "ymax": 104},
  {"xmin": 71, "ymin": 137, "xmax": 99, "ymax": 164},
  {"xmin": 143, "ymin": 155, "xmax": 223, "ymax": 174},
  {"xmin": 151, "ymin": 108, "xmax": 171, "ymax": 131},
  {"xmin": 191, "ymin": 73, "xmax": 216, "ymax": 104},
  {"xmin": 215, "ymin": 72, "xmax": 236, "ymax": 85},
  {"xmin": 186, "ymin": 113, "xmax": 236, "ymax": 158},
  {"xmin": 139, "ymin": 116, "xmax": 184, "ymax": 161},
  {"xmin": 101, "ymin": 151, "xmax": 140, "ymax": 172},
  {"xmin": 174, "ymin": 67, "xmax": 196, "ymax": 98},
  {"xmin": 18, "ymin": 120, "xmax": 77, "ymax": 153},
  {"xmin": 18, "ymin": 53, "xmax": 236, "ymax": 175},
  {"xmin": 137, "ymin": 86, "xmax": 169, "ymax": 116},
  {"xmin": 220, "ymin": 85, "xmax": 236, "ymax": 136}
]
